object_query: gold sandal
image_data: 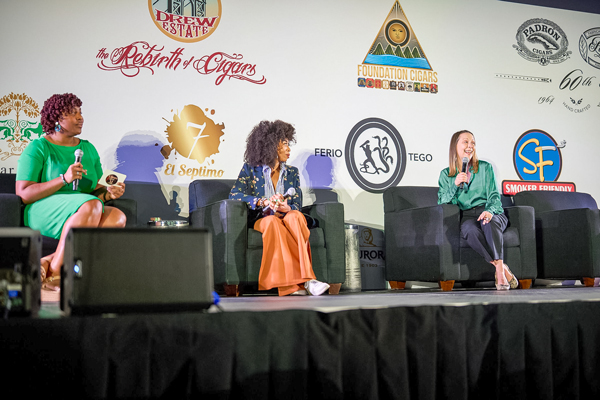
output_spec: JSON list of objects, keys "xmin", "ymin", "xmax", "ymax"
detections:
[
  {"xmin": 504, "ymin": 264, "xmax": 518, "ymax": 289},
  {"xmin": 42, "ymin": 275, "xmax": 61, "ymax": 292}
]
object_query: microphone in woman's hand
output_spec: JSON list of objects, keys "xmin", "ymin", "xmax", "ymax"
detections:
[
  {"xmin": 460, "ymin": 157, "xmax": 468, "ymax": 189},
  {"xmin": 263, "ymin": 188, "xmax": 296, "ymax": 212},
  {"xmin": 282, "ymin": 187, "xmax": 296, "ymax": 200},
  {"xmin": 73, "ymin": 149, "xmax": 84, "ymax": 190}
]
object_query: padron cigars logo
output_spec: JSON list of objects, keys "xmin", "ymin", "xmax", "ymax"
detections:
[
  {"xmin": 0, "ymin": 93, "xmax": 43, "ymax": 171},
  {"xmin": 579, "ymin": 27, "xmax": 600, "ymax": 69},
  {"xmin": 502, "ymin": 129, "xmax": 575, "ymax": 195},
  {"xmin": 345, "ymin": 118, "xmax": 406, "ymax": 193},
  {"xmin": 357, "ymin": 1, "xmax": 437, "ymax": 93},
  {"xmin": 148, "ymin": 0, "xmax": 221, "ymax": 43},
  {"xmin": 513, "ymin": 18, "xmax": 571, "ymax": 66},
  {"xmin": 160, "ymin": 105, "xmax": 226, "ymax": 180}
]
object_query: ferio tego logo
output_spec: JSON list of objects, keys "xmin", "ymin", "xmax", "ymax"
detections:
[
  {"xmin": 345, "ymin": 118, "xmax": 406, "ymax": 193},
  {"xmin": 148, "ymin": 0, "xmax": 222, "ymax": 43},
  {"xmin": 502, "ymin": 129, "xmax": 575, "ymax": 195}
]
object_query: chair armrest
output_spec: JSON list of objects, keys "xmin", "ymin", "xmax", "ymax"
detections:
[
  {"xmin": 301, "ymin": 202, "xmax": 345, "ymax": 283},
  {"xmin": 0, "ymin": 193, "xmax": 22, "ymax": 227},
  {"xmin": 384, "ymin": 203, "xmax": 461, "ymax": 281},
  {"xmin": 190, "ymin": 199, "xmax": 248, "ymax": 285},
  {"xmin": 105, "ymin": 198, "xmax": 138, "ymax": 227},
  {"xmin": 503, "ymin": 206, "xmax": 537, "ymax": 278}
]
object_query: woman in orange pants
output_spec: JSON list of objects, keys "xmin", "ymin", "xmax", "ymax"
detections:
[{"xmin": 229, "ymin": 120, "xmax": 330, "ymax": 296}]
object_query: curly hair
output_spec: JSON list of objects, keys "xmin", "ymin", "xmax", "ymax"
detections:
[
  {"xmin": 244, "ymin": 120, "xmax": 296, "ymax": 166},
  {"xmin": 40, "ymin": 93, "xmax": 82, "ymax": 134}
]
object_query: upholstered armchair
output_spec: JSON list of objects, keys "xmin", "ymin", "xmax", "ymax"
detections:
[
  {"xmin": 188, "ymin": 179, "xmax": 346, "ymax": 295},
  {"xmin": 0, "ymin": 173, "xmax": 137, "ymax": 256},
  {"xmin": 383, "ymin": 186, "xmax": 537, "ymax": 290},
  {"xmin": 513, "ymin": 190, "xmax": 600, "ymax": 286}
]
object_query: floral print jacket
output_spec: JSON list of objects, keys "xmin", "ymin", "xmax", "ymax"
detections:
[{"xmin": 229, "ymin": 163, "xmax": 303, "ymax": 211}]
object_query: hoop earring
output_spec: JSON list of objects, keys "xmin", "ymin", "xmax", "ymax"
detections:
[{"xmin": 54, "ymin": 122, "xmax": 61, "ymax": 132}]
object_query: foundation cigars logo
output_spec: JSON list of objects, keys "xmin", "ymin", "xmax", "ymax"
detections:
[
  {"xmin": 502, "ymin": 129, "xmax": 575, "ymax": 196},
  {"xmin": 345, "ymin": 118, "xmax": 406, "ymax": 193},
  {"xmin": 513, "ymin": 18, "xmax": 571, "ymax": 66},
  {"xmin": 160, "ymin": 104, "xmax": 226, "ymax": 181},
  {"xmin": 357, "ymin": 1, "xmax": 438, "ymax": 93},
  {"xmin": 148, "ymin": 0, "xmax": 221, "ymax": 42}
]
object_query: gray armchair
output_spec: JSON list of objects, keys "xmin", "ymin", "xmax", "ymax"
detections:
[
  {"xmin": 188, "ymin": 179, "xmax": 346, "ymax": 295},
  {"xmin": 383, "ymin": 186, "xmax": 537, "ymax": 290},
  {"xmin": 0, "ymin": 173, "xmax": 137, "ymax": 256},
  {"xmin": 513, "ymin": 190, "xmax": 600, "ymax": 285}
]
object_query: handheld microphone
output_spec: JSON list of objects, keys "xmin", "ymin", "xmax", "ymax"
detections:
[
  {"xmin": 263, "ymin": 188, "xmax": 296, "ymax": 212},
  {"xmin": 73, "ymin": 149, "xmax": 83, "ymax": 191},
  {"xmin": 459, "ymin": 157, "xmax": 468, "ymax": 190}
]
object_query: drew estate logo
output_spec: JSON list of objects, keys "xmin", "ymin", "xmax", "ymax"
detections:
[
  {"xmin": 513, "ymin": 18, "xmax": 571, "ymax": 66},
  {"xmin": 357, "ymin": 1, "xmax": 437, "ymax": 93},
  {"xmin": 502, "ymin": 129, "xmax": 575, "ymax": 195},
  {"xmin": 148, "ymin": 0, "xmax": 221, "ymax": 43},
  {"xmin": 160, "ymin": 105, "xmax": 226, "ymax": 180},
  {"xmin": 345, "ymin": 118, "xmax": 406, "ymax": 193}
]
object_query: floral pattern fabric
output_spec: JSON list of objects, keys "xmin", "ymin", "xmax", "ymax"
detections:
[{"xmin": 229, "ymin": 163, "xmax": 302, "ymax": 211}]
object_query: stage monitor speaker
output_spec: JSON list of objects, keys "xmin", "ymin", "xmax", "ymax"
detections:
[
  {"xmin": 61, "ymin": 228, "xmax": 214, "ymax": 316},
  {"xmin": 0, "ymin": 228, "xmax": 41, "ymax": 317}
]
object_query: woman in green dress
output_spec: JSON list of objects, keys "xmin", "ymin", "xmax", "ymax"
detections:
[{"xmin": 16, "ymin": 93, "xmax": 127, "ymax": 290}]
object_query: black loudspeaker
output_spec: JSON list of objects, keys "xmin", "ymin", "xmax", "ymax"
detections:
[
  {"xmin": 0, "ymin": 228, "xmax": 41, "ymax": 317},
  {"xmin": 61, "ymin": 228, "xmax": 214, "ymax": 315}
]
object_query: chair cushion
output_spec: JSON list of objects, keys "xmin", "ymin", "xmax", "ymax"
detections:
[
  {"xmin": 514, "ymin": 191, "xmax": 597, "ymax": 212},
  {"xmin": 189, "ymin": 179, "xmax": 236, "ymax": 213},
  {"xmin": 459, "ymin": 226, "xmax": 520, "ymax": 248}
]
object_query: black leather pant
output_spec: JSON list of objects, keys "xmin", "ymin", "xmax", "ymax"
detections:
[{"xmin": 460, "ymin": 206, "xmax": 508, "ymax": 263}]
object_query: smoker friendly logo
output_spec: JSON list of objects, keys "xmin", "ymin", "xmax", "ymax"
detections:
[
  {"xmin": 148, "ymin": 0, "xmax": 221, "ymax": 43},
  {"xmin": 357, "ymin": 1, "xmax": 438, "ymax": 93},
  {"xmin": 160, "ymin": 105, "xmax": 226, "ymax": 180},
  {"xmin": 502, "ymin": 129, "xmax": 575, "ymax": 195}
]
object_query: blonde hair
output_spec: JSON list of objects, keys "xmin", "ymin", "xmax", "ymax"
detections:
[{"xmin": 448, "ymin": 130, "xmax": 479, "ymax": 176}]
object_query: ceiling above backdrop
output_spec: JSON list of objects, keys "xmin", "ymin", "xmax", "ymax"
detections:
[{"xmin": 501, "ymin": 0, "xmax": 600, "ymax": 14}]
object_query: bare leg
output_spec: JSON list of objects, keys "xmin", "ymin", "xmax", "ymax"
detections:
[
  {"xmin": 491, "ymin": 259, "xmax": 509, "ymax": 289},
  {"xmin": 97, "ymin": 206, "xmax": 127, "ymax": 228},
  {"xmin": 47, "ymin": 200, "xmax": 103, "ymax": 277}
]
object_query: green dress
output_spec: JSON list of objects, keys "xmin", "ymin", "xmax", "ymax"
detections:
[{"xmin": 16, "ymin": 137, "xmax": 104, "ymax": 239}]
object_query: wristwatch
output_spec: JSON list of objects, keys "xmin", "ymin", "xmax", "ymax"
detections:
[{"xmin": 60, "ymin": 174, "xmax": 68, "ymax": 186}]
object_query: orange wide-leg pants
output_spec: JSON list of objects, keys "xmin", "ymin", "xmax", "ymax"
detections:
[{"xmin": 254, "ymin": 210, "xmax": 315, "ymax": 296}]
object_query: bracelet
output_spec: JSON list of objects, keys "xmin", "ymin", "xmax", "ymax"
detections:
[{"xmin": 60, "ymin": 174, "xmax": 68, "ymax": 186}]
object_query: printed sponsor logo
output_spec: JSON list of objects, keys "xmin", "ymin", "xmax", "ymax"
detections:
[
  {"xmin": 97, "ymin": 43, "xmax": 266, "ymax": 86},
  {"xmin": 0, "ymin": 93, "xmax": 43, "ymax": 172},
  {"xmin": 502, "ymin": 129, "xmax": 575, "ymax": 195},
  {"xmin": 345, "ymin": 118, "xmax": 406, "ymax": 193},
  {"xmin": 357, "ymin": 1, "xmax": 438, "ymax": 93},
  {"xmin": 513, "ymin": 18, "xmax": 571, "ymax": 66},
  {"xmin": 579, "ymin": 27, "xmax": 600, "ymax": 69},
  {"xmin": 148, "ymin": 0, "xmax": 221, "ymax": 43},
  {"xmin": 160, "ymin": 105, "xmax": 226, "ymax": 180}
]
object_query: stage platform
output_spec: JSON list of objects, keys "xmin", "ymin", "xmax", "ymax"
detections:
[{"xmin": 3, "ymin": 285, "xmax": 600, "ymax": 399}]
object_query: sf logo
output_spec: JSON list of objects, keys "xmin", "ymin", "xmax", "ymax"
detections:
[{"xmin": 514, "ymin": 130, "xmax": 566, "ymax": 182}]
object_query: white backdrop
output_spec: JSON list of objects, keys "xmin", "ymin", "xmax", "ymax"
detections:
[{"xmin": 1, "ymin": 0, "xmax": 598, "ymax": 229}]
